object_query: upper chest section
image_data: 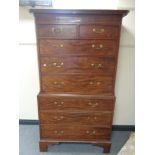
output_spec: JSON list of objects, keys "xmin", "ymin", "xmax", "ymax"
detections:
[{"xmin": 31, "ymin": 9, "xmax": 128, "ymax": 40}]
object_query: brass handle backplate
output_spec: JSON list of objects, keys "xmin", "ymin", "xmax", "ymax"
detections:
[
  {"xmin": 87, "ymin": 116, "xmax": 97, "ymax": 120},
  {"xmin": 51, "ymin": 27, "xmax": 63, "ymax": 33},
  {"xmin": 86, "ymin": 130, "xmax": 96, "ymax": 135},
  {"xmin": 54, "ymin": 130, "xmax": 64, "ymax": 134},
  {"xmin": 60, "ymin": 44, "xmax": 64, "ymax": 48},
  {"xmin": 52, "ymin": 62, "xmax": 64, "ymax": 68},
  {"xmin": 92, "ymin": 28, "xmax": 104, "ymax": 33},
  {"xmin": 92, "ymin": 44, "xmax": 103, "ymax": 50},
  {"xmin": 54, "ymin": 116, "xmax": 64, "ymax": 121},
  {"xmin": 90, "ymin": 63, "xmax": 103, "ymax": 68},
  {"xmin": 53, "ymin": 44, "xmax": 64, "ymax": 48},
  {"xmin": 43, "ymin": 62, "xmax": 64, "ymax": 68},
  {"xmin": 54, "ymin": 101, "xmax": 64, "ymax": 106},
  {"xmin": 88, "ymin": 102, "xmax": 99, "ymax": 107},
  {"xmin": 53, "ymin": 81, "xmax": 65, "ymax": 87},
  {"xmin": 89, "ymin": 81, "xmax": 101, "ymax": 86}
]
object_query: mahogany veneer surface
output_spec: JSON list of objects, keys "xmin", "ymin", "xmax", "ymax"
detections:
[{"xmin": 30, "ymin": 9, "xmax": 129, "ymax": 153}]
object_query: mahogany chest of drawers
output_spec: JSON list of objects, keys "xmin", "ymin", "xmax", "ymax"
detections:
[{"xmin": 30, "ymin": 9, "xmax": 128, "ymax": 153}]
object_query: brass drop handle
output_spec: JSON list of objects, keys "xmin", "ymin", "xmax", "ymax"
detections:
[
  {"xmin": 54, "ymin": 116, "xmax": 64, "ymax": 121},
  {"xmin": 88, "ymin": 102, "xmax": 99, "ymax": 107},
  {"xmin": 92, "ymin": 28, "xmax": 104, "ymax": 33},
  {"xmin": 86, "ymin": 130, "xmax": 96, "ymax": 135},
  {"xmin": 53, "ymin": 44, "xmax": 64, "ymax": 48},
  {"xmin": 92, "ymin": 130, "xmax": 96, "ymax": 135},
  {"xmin": 53, "ymin": 62, "xmax": 57, "ymax": 66},
  {"xmin": 60, "ymin": 130, "xmax": 64, "ymax": 134},
  {"xmin": 52, "ymin": 62, "xmax": 64, "ymax": 68},
  {"xmin": 90, "ymin": 63, "xmax": 103, "ymax": 68},
  {"xmin": 54, "ymin": 101, "xmax": 64, "ymax": 106},
  {"xmin": 89, "ymin": 81, "xmax": 93, "ymax": 85},
  {"xmin": 54, "ymin": 101, "xmax": 58, "ymax": 105},
  {"xmin": 98, "ymin": 64, "xmax": 102, "ymax": 67},
  {"xmin": 51, "ymin": 27, "xmax": 63, "ymax": 33},
  {"xmin": 54, "ymin": 130, "xmax": 64, "ymax": 134},
  {"xmin": 89, "ymin": 81, "xmax": 101, "ymax": 86},
  {"xmin": 86, "ymin": 130, "xmax": 90, "ymax": 134},
  {"xmin": 60, "ymin": 44, "xmax": 64, "ymax": 48},
  {"xmin": 91, "ymin": 63, "xmax": 95, "ymax": 67},
  {"xmin": 92, "ymin": 44, "xmax": 95, "ymax": 48},
  {"xmin": 59, "ymin": 101, "xmax": 64, "ymax": 106},
  {"xmin": 97, "ymin": 82, "xmax": 101, "ymax": 85},
  {"xmin": 87, "ymin": 116, "xmax": 97, "ymax": 120},
  {"xmin": 94, "ymin": 116, "xmax": 97, "ymax": 120},
  {"xmin": 92, "ymin": 44, "xmax": 103, "ymax": 50},
  {"xmin": 53, "ymin": 81, "xmax": 65, "ymax": 87},
  {"xmin": 53, "ymin": 81, "xmax": 57, "ymax": 85},
  {"xmin": 54, "ymin": 130, "xmax": 58, "ymax": 134}
]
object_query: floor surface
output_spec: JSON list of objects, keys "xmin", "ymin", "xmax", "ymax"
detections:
[{"xmin": 19, "ymin": 125, "xmax": 130, "ymax": 155}]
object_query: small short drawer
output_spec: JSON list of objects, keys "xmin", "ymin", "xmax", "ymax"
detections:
[
  {"xmin": 79, "ymin": 25, "xmax": 118, "ymax": 39},
  {"xmin": 40, "ymin": 124, "xmax": 111, "ymax": 140},
  {"xmin": 38, "ymin": 95, "xmax": 115, "ymax": 111},
  {"xmin": 37, "ymin": 24, "xmax": 77, "ymax": 39},
  {"xmin": 39, "ymin": 111, "xmax": 113, "ymax": 126}
]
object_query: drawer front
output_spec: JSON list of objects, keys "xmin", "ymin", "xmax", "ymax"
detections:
[
  {"xmin": 40, "ymin": 56, "xmax": 115, "ymax": 75},
  {"xmin": 40, "ymin": 124, "xmax": 111, "ymax": 140},
  {"xmin": 80, "ymin": 25, "xmax": 118, "ymax": 39},
  {"xmin": 41, "ymin": 75, "xmax": 113, "ymax": 94},
  {"xmin": 35, "ymin": 14, "xmax": 122, "ymax": 25},
  {"xmin": 39, "ymin": 111, "xmax": 112, "ymax": 126},
  {"xmin": 38, "ymin": 96, "xmax": 114, "ymax": 111},
  {"xmin": 37, "ymin": 24, "xmax": 77, "ymax": 38},
  {"xmin": 39, "ymin": 39, "xmax": 117, "ymax": 56}
]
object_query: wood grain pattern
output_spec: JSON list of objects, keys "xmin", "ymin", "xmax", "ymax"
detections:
[
  {"xmin": 40, "ymin": 56, "xmax": 115, "ymax": 75},
  {"xmin": 34, "ymin": 14, "xmax": 122, "ymax": 25},
  {"xmin": 30, "ymin": 9, "xmax": 129, "ymax": 16},
  {"xmin": 41, "ymin": 75, "xmax": 113, "ymax": 94},
  {"xmin": 37, "ymin": 24, "xmax": 77, "ymax": 39},
  {"xmin": 39, "ymin": 39, "xmax": 117, "ymax": 56},
  {"xmin": 79, "ymin": 25, "xmax": 119, "ymax": 39},
  {"xmin": 39, "ymin": 111, "xmax": 113, "ymax": 126},
  {"xmin": 38, "ymin": 96, "xmax": 114, "ymax": 111},
  {"xmin": 30, "ymin": 8, "xmax": 129, "ymax": 153},
  {"xmin": 40, "ymin": 124, "xmax": 111, "ymax": 140}
]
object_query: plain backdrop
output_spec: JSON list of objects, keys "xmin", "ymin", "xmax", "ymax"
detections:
[{"xmin": 19, "ymin": 0, "xmax": 135, "ymax": 125}]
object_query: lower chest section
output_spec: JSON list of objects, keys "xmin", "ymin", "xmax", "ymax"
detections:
[{"xmin": 38, "ymin": 94, "xmax": 114, "ymax": 140}]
